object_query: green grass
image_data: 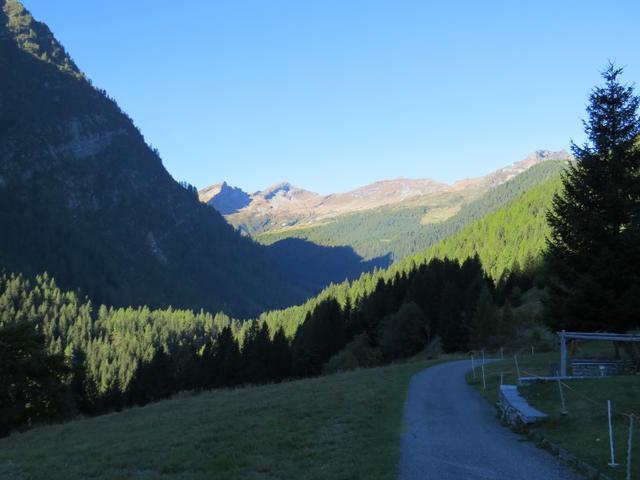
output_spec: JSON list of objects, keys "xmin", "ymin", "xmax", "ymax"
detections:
[
  {"xmin": 467, "ymin": 347, "xmax": 640, "ymax": 480},
  {"xmin": 0, "ymin": 357, "xmax": 451, "ymax": 480}
]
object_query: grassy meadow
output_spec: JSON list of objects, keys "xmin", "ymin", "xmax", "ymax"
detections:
[
  {"xmin": 467, "ymin": 346, "xmax": 640, "ymax": 480},
  {"xmin": 0, "ymin": 356, "xmax": 452, "ymax": 480}
]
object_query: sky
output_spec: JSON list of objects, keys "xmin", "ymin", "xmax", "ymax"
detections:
[{"xmin": 23, "ymin": 1, "xmax": 640, "ymax": 194}]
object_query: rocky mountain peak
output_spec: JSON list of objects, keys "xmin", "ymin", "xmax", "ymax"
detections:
[
  {"xmin": 261, "ymin": 181, "xmax": 295, "ymax": 200},
  {"xmin": 2, "ymin": 0, "xmax": 82, "ymax": 78},
  {"xmin": 198, "ymin": 182, "xmax": 250, "ymax": 215}
]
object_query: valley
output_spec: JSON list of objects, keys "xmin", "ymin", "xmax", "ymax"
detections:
[{"xmin": 1, "ymin": 1, "xmax": 639, "ymax": 479}]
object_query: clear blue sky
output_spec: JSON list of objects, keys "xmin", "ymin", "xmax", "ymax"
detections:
[{"xmin": 23, "ymin": 1, "xmax": 640, "ymax": 194}]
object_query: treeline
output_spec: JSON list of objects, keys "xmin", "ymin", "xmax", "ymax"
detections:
[
  {"xmin": 412, "ymin": 174, "xmax": 562, "ymax": 280},
  {"xmin": 257, "ymin": 160, "xmax": 566, "ymax": 263},
  {"xmin": 253, "ymin": 173, "xmax": 562, "ymax": 340},
  {"xmin": 0, "ymin": 254, "xmax": 531, "ymax": 435}
]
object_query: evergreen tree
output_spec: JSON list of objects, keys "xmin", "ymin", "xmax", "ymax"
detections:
[
  {"xmin": 213, "ymin": 327, "xmax": 242, "ymax": 387},
  {"xmin": 268, "ymin": 327, "xmax": 292, "ymax": 382},
  {"xmin": 127, "ymin": 349, "xmax": 175, "ymax": 406},
  {"xmin": 546, "ymin": 64, "xmax": 640, "ymax": 332},
  {"xmin": 470, "ymin": 287, "xmax": 499, "ymax": 349},
  {"xmin": 500, "ymin": 302, "xmax": 515, "ymax": 341},
  {"xmin": 241, "ymin": 322, "xmax": 271, "ymax": 384},
  {"xmin": 291, "ymin": 298, "xmax": 345, "ymax": 377},
  {"xmin": 438, "ymin": 282, "xmax": 465, "ymax": 352},
  {"xmin": 0, "ymin": 320, "xmax": 70, "ymax": 435},
  {"xmin": 377, "ymin": 302, "xmax": 427, "ymax": 360}
]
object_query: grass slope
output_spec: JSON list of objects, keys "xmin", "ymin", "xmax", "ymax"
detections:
[
  {"xmin": 0, "ymin": 357, "xmax": 450, "ymax": 480},
  {"xmin": 467, "ymin": 349, "xmax": 640, "ymax": 480}
]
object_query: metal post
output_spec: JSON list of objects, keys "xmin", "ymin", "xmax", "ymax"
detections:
[
  {"xmin": 481, "ymin": 361, "xmax": 486, "ymax": 390},
  {"xmin": 627, "ymin": 415, "xmax": 634, "ymax": 480},
  {"xmin": 471, "ymin": 354, "xmax": 476, "ymax": 379},
  {"xmin": 514, "ymin": 355, "xmax": 521, "ymax": 386},
  {"xmin": 481, "ymin": 349, "xmax": 487, "ymax": 389},
  {"xmin": 608, "ymin": 400, "xmax": 619, "ymax": 467},
  {"xmin": 500, "ymin": 372, "xmax": 504, "ymax": 386},
  {"xmin": 531, "ymin": 346, "xmax": 535, "ymax": 356},
  {"xmin": 557, "ymin": 378, "xmax": 568, "ymax": 415},
  {"xmin": 560, "ymin": 330, "xmax": 567, "ymax": 377}
]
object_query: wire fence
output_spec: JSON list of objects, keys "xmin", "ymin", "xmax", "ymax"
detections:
[{"xmin": 466, "ymin": 349, "xmax": 639, "ymax": 480}]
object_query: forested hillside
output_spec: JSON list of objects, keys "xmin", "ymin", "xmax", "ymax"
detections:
[
  {"xmin": 258, "ymin": 160, "xmax": 566, "ymax": 263},
  {"xmin": 1, "ymin": 256, "xmax": 502, "ymax": 433},
  {"xmin": 0, "ymin": 0, "xmax": 305, "ymax": 317},
  {"xmin": 254, "ymin": 171, "xmax": 564, "ymax": 339},
  {"xmin": 404, "ymin": 175, "xmax": 564, "ymax": 279}
]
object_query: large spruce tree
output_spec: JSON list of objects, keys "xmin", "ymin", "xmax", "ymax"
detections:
[{"xmin": 546, "ymin": 64, "xmax": 640, "ymax": 332}]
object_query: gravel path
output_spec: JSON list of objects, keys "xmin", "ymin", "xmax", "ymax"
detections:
[{"xmin": 398, "ymin": 360, "xmax": 582, "ymax": 480}]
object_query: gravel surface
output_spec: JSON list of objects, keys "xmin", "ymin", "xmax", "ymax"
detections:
[{"xmin": 398, "ymin": 360, "xmax": 582, "ymax": 480}]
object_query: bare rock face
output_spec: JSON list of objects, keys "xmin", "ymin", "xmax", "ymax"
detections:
[
  {"xmin": 199, "ymin": 150, "xmax": 571, "ymax": 235},
  {"xmin": 471, "ymin": 150, "xmax": 571, "ymax": 189},
  {"xmin": 200, "ymin": 182, "xmax": 251, "ymax": 215}
]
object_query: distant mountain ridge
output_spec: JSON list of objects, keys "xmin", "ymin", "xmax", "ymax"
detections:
[
  {"xmin": 200, "ymin": 150, "xmax": 571, "ymax": 234},
  {"xmin": 258, "ymin": 158, "xmax": 569, "ymax": 264}
]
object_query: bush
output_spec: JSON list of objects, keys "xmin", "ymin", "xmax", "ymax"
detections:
[
  {"xmin": 345, "ymin": 333, "xmax": 382, "ymax": 368},
  {"xmin": 377, "ymin": 302, "xmax": 428, "ymax": 360},
  {"xmin": 422, "ymin": 337, "xmax": 443, "ymax": 359},
  {"xmin": 322, "ymin": 334, "xmax": 382, "ymax": 374},
  {"xmin": 504, "ymin": 322, "xmax": 556, "ymax": 353},
  {"xmin": 323, "ymin": 350, "xmax": 359, "ymax": 374}
]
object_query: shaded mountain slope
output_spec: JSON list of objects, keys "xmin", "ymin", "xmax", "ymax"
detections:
[
  {"xmin": 0, "ymin": 0, "xmax": 304, "ymax": 317},
  {"xmin": 266, "ymin": 238, "xmax": 391, "ymax": 294}
]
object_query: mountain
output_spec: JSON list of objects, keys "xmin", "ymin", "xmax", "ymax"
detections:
[
  {"xmin": 254, "ymin": 169, "xmax": 566, "ymax": 340},
  {"xmin": 0, "ymin": 0, "xmax": 305, "ymax": 317},
  {"xmin": 200, "ymin": 150, "xmax": 570, "ymax": 236},
  {"xmin": 199, "ymin": 181, "xmax": 251, "ymax": 215},
  {"xmin": 258, "ymin": 158, "xmax": 569, "ymax": 263},
  {"xmin": 403, "ymin": 173, "xmax": 564, "ymax": 280},
  {"xmin": 198, "ymin": 154, "xmax": 568, "ymax": 294},
  {"xmin": 202, "ymin": 181, "xmax": 322, "ymax": 234}
]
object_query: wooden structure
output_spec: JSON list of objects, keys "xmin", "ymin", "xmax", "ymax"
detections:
[{"xmin": 558, "ymin": 330, "xmax": 640, "ymax": 377}]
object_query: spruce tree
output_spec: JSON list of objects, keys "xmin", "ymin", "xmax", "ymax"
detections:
[
  {"xmin": 0, "ymin": 320, "xmax": 70, "ymax": 434},
  {"xmin": 438, "ymin": 282, "xmax": 465, "ymax": 352},
  {"xmin": 268, "ymin": 327, "xmax": 292, "ymax": 382},
  {"xmin": 470, "ymin": 287, "xmax": 499, "ymax": 350},
  {"xmin": 377, "ymin": 302, "xmax": 427, "ymax": 360},
  {"xmin": 546, "ymin": 64, "xmax": 640, "ymax": 332}
]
